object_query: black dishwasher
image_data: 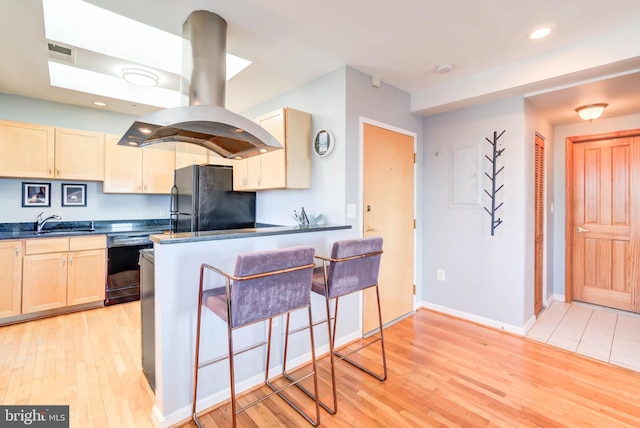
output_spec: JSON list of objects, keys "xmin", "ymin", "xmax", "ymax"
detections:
[{"xmin": 139, "ymin": 249, "xmax": 155, "ymax": 391}]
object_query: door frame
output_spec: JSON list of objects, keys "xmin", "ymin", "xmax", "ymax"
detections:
[
  {"xmin": 534, "ymin": 133, "xmax": 545, "ymax": 316},
  {"xmin": 359, "ymin": 117, "xmax": 418, "ymax": 331},
  {"xmin": 564, "ymin": 128, "xmax": 640, "ymax": 303}
]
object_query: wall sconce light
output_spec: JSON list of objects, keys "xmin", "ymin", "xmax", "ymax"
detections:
[
  {"xmin": 122, "ymin": 68, "xmax": 159, "ymax": 87},
  {"xmin": 575, "ymin": 103, "xmax": 608, "ymax": 122}
]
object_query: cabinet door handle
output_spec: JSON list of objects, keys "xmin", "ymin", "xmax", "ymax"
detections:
[
  {"xmin": 57, "ymin": 167, "xmax": 60, "ymax": 175},
  {"xmin": 69, "ymin": 255, "xmax": 73, "ymax": 264},
  {"xmin": 62, "ymin": 256, "xmax": 66, "ymax": 265},
  {"xmin": 15, "ymin": 246, "xmax": 19, "ymax": 256},
  {"xmin": 49, "ymin": 166, "xmax": 52, "ymax": 174}
]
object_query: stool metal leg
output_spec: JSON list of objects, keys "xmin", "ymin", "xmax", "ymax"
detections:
[
  {"xmin": 333, "ymin": 284, "xmax": 387, "ymax": 381},
  {"xmin": 192, "ymin": 270, "xmax": 206, "ymax": 428}
]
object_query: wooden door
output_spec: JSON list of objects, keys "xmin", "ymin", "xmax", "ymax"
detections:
[
  {"xmin": 0, "ymin": 120, "xmax": 54, "ymax": 178},
  {"xmin": 257, "ymin": 108, "xmax": 286, "ymax": 189},
  {"xmin": 0, "ymin": 240, "xmax": 23, "ymax": 317},
  {"xmin": 534, "ymin": 135, "xmax": 544, "ymax": 315},
  {"xmin": 67, "ymin": 249, "xmax": 106, "ymax": 305},
  {"xmin": 55, "ymin": 128, "xmax": 105, "ymax": 180},
  {"xmin": 175, "ymin": 143, "xmax": 209, "ymax": 169},
  {"xmin": 142, "ymin": 147, "xmax": 175, "ymax": 194},
  {"xmin": 22, "ymin": 252, "xmax": 68, "ymax": 313},
  {"xmin": 569, "ymin": 131, "xmax": 640, "ymax": 312},
  {"xmin": 363, "ymin": 123, "xmax": 415, "ymax": 332},
  {"xmin": 103, "ymin": 134, "xmax": 143, "ymax": 193}
]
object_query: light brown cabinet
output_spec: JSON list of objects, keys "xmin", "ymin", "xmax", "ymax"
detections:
[
  {"xmin": 22, "ymin": 235, "xmax": 106, "ymax": 314},
  {"xmin": 0, "ymin": 120, "xmax": 105, "ymax": 180},
  {"xmin": 0, "ymin": 240, "xmax": 23, "ymax": 318},
  {"xmin": 55, "ymin": 127, "xmax": 105, "ymax": 180},
  {"xmin": 175, "ymin": 143, "xmax": 234, "ymax": 170},
  {"xmin": 233, "ymin": 107, "xmax": 311, "ymax": 191},
  {"xmin": 0, "ymin": 120, "xmax": 55, "ymax": 179},
  {"xmin": 104, "ymin": 134, "xmax": 175, "ymax": 194}
]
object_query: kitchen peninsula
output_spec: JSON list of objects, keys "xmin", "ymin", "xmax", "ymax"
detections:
[{"xmin": 149, "ymin": 223, "xmax": 354, "ymax": 427}]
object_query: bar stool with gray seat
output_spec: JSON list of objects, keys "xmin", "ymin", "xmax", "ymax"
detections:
[
  {"xmin": 283, "ymin": 236, "xmax": 386, "ymax": 414},
  {"xmin": 191, "ymin": 246, "xmax": 321, "ymax": 428}
]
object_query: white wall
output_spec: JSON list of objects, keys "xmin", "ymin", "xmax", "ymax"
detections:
[
  {"xmin": 552, "ymin": 112, "xmax": 640, "ymax": 297},
  {"xmin": 242, "ymin": 68, "xmax": 348, "ymax": 229},
  {"xmin": 0, "ymin": 93, "xmax": 169, "ymax": 222},
  {"xmin": 422, "ymin": 97, "xmax": 532, "ymax": 330},
  {"xmin": 524, "ymin": 100, "xmax": 555, "ymax": 306}
]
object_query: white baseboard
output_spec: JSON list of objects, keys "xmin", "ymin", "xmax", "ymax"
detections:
[
  {"xmin": 551, "ymin": 293, "xmax": 565, "ymax": 303},
  {"xmin": 418, "ymin": 301, "xmax": 527, "ymax": 336},
  {"xmin": 152, "ymin": 330, "xmax": 361, "ymax": 428}
]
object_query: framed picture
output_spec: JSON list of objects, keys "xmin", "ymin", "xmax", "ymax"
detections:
[
  {"xmin": 61, "ymin": 183, "xmax": 87, "ymax": 207},
  {"xmin": 22, "ymin": 182, "xmax": 51, "ymax": 207}
]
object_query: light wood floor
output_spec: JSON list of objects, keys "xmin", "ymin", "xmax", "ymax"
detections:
[{"xmin": 2, "ymin": 303, "xmax": 640, "ymax": 427}]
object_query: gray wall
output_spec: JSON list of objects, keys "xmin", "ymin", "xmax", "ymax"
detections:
[{"xmin": 422, "ymin": 97, "xmax": 531, "ymax": 329}]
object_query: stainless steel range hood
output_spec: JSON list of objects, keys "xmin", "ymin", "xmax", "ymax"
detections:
[{"xmin": 117, "ymin": 11, "xmax": 282, "ymax": 159}]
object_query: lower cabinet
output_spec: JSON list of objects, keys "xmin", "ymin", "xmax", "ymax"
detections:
[
  {"xmin": 0, "ymin": 240, "xmax": 23, "ymax": 318},
  {"xmin": 21, "ymin": 235, "xmax": 106, "ymax": 314}
]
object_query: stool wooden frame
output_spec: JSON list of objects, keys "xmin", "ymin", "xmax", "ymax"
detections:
[{"xmin": 191, "ymin": 248, "xmax": 321, "ymax": 428}]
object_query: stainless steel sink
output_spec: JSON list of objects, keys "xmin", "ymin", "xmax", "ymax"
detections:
[{"xmin": 35, "ymin": 229, "xmax": 96, "ymax": 236}]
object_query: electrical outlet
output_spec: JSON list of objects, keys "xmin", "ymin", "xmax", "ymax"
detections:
[
  {"xmin": 346, "ymin": 204, "xmax": 356, "ymax": 218},
  {"xmin": 436, "ymin": 268, "xmax": 445, "ymax": 281}
]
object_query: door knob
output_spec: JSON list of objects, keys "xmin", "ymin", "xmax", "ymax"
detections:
[
  {"xmin": 366, "ymin": 226, "xmax": 376, "ymax": 232},
  {"xmin": 575, "ymin": 226, "xmax": 590, "ymax": 233}
]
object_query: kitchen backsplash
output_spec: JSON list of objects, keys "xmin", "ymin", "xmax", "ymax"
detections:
[{"xmin": 0, "ymin": 178, "xmax": 170, "ymax": 223}]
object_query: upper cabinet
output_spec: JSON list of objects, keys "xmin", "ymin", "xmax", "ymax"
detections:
[
  {"xmin": 55, "ymin": 128, "xmax": 105, "ymax": 181},
  {"xmin": 103, "ymin": 134, "xmax": 175, "ymax": 194},
  {"xmin": 0, "ymin": 120, "xmax": 104, "ymax": 181},
  {"xmin": 0, "ymin": 120, "xmax": 55, "ymax": 179},
  {"xmin": 175, "ymin": 143, "xmax": 234, "ymax": 170},
  {"xmin": 233, "ymin": 107, "xmax": 311, "ymax": 191}
]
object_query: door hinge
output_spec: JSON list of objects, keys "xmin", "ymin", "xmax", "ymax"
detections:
[
  {"xmin": 414, "ymin": 153, "xmax": 416, "ymax": 164},
  {"xmin": 414, "ymin": 219, "xmax": 416, "ymax": 229},
  {"xmin": 413, "ymin": 284, "xmax": 416, "ymax": 295}
]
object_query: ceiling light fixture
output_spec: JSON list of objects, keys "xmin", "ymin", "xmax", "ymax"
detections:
[
  {"xmin": 575, "ymin": 103, "xmax": 608, "ymax": 122},
  {"xmin": 122, "ymin": 68, "xmax": 159, "ymax": 87},
  {"xmin": 93, "ymin": 101, "xmax": 106, "ymax": 107},
  {"xmin": 528, "ymin": 27, "xmax": 551, "ymax": 39},
  {"xmin": 435, "ymin": 64, "xmax": 453, "ymax": 74}
]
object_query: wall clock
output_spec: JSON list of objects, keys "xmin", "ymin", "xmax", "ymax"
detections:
[{"xmin": 312, "ymin": 129, "xmax": 334, "ymax": 157}]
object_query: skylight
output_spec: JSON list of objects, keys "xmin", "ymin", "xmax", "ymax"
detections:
[
  {"xmin": 42, "ymin": 0, "xmax": 251, "ymax": 107},
  {"xmin": 49, "ymin": 62, "xmax": 182, "ymax": 107}
]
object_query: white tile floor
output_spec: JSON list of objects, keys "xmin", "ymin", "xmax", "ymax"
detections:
[{"xmin": 526, "ymin": 300, "xmax": 640, "ymax": 372}]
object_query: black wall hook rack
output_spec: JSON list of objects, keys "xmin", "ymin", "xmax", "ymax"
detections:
[{"xmin": 484, "ymin": 130, "xmax": 505, "ymax": 236}]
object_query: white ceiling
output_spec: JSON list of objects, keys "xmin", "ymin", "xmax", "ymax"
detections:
[{"xmin": 1, "ymin": 0, "xmax": 639, "ymax": 125}]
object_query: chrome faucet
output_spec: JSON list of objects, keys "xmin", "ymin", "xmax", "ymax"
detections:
[{"xmin": 36, "ymin": 212, "xmax": 62, "ymax": 233}]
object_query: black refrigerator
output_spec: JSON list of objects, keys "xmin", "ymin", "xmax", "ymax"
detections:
[{"xmin": 170, "ymin": 165, "xmax": 256, "ymax": 232}]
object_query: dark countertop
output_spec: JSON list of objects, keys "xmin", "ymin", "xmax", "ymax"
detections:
[
  {"xmin": 150, "ymin": 223, "xmax": 351, "ymax": 245},
  {"xmin": 0, "ymin": 219, "xmax": 171, "ymax": 240}
]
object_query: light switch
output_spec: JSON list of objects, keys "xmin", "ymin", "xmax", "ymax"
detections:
[
  {"xmin": 346, "ymin": 204, "xmax": 356, "ymax": 218},
  {"xmin": 437, "ymin": 269, "xmax": 445, "ymax": 281}
]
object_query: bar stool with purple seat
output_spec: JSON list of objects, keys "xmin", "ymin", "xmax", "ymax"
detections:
[
  {"xmin": 283, "ymin": 236, "xmax": 386, "ymax": 414},
  {"xmin": 191, "ymin": 246, "xmax": 321, "ymax": 428}
]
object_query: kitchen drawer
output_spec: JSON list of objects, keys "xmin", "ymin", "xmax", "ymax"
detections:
[
  {"xmin": 25, "ymin": 237, "xmax": 69, "ymax": 255},
  {"xmin": 69, "ymin": 235, "xmax": 106, "ymax": 251}
]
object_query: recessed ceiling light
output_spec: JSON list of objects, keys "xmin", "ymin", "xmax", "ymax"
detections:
[
  {"xmin": 139, "ymin": 127, "xmax": 152, "ymax": 134},
  {"xmin": 528, "ymin": 27, "xmax": 551, "ymax": 40},
  {"xmin": 93, "ymin": 101, "xmax": 106, "ymax": 107},
  {"xmin": 122, "ymin": 68, "xmax": 159, "ymax": 87},
  {"xmin": 435, "ymin": 64, "xmax": 453, "ymax": 74}
]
